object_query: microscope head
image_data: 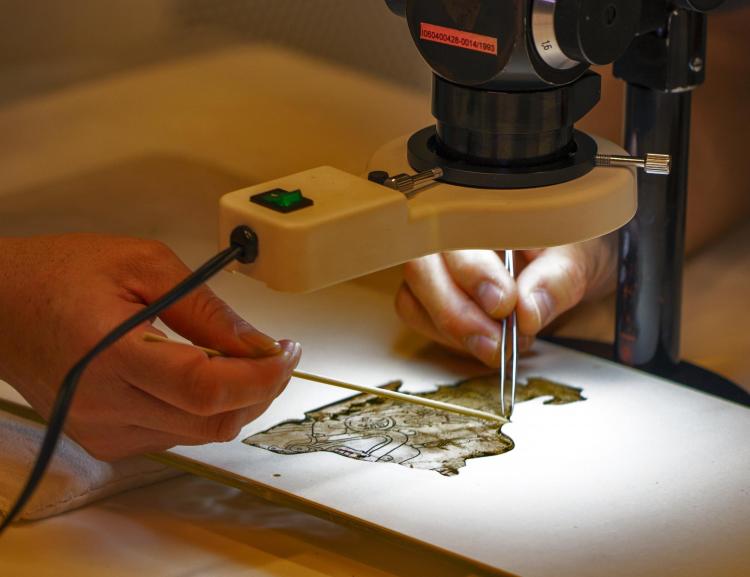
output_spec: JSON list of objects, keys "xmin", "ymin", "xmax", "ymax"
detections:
[
  {"xmin": 395, "ymin": 0, "xmax": 640, "ymax": 89},
  {"xmin": 385, "ymin": 1, "xmax": 717, "ymax": 188}
]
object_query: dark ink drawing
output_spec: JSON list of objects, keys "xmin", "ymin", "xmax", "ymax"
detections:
[{"xmin": 245, "ymin": 375, "xmax": 584, "ymax": 476}]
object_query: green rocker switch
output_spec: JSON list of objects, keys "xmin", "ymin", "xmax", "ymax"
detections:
[{"xmin": 250, "ymin": 188, "xmax": 314, "ymax": 213}]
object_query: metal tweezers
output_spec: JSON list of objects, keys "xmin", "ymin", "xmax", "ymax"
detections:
[{"xmin": 499, "ymin": 250, "xmax": 518, "ymax": 420}]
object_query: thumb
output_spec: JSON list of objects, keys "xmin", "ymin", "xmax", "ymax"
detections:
[
  {"xmin": 132, "ymin": 246, "xmax": 283, "ymax": 358},
  {"xmin": 162, "ymin": 285, "xmax": 283, "ymax": 358},
  {"xmin": 516, "ymin": 245, "xmax": 591, "ymax": 337}
]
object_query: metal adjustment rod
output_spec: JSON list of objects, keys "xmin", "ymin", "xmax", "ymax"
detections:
[
  {"xmin": 383, "ymin": 168, "xmax": 444, "ymax": 198},
  {"xmin": 595, "ymin": 153, "xmax": 672, "ymax": 175}
]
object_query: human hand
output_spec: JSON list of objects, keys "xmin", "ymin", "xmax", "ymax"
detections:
[
  {"xmin": 0, "ymin": 234, "xmax": 301, "ymax": 461},
  {"xmin": 395, "ymin": 234, "xmax": 618, "ymax": 366}
]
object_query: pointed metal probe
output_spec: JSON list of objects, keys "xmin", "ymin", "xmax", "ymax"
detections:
[{"xmin": 499, "ymin": 250, "xmax": 518, "ymax": 420}]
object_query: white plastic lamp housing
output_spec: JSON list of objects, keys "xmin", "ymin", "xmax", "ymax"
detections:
[{"xmin": 219, "ymin": 133, "xmax": 636, "ymax": 293}]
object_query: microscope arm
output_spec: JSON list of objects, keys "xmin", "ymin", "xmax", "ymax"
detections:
[{"xmin": 614, "ymin": 7, "xmax": 715, "ymax": 375}]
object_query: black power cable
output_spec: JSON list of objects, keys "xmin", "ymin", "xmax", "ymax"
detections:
[{"xmin": 0, "ymin": 225, "xmax": 258, "ymax": 533}]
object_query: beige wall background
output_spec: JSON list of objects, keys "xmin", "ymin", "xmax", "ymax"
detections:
[{"xmin": 0, "ymin": 0, "xmax": 429, "ymax": 105}]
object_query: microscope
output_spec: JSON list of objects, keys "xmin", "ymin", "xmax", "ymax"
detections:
[{"xmin": 219, "ymin": 0, "xmax": 743, "ymax": 396}]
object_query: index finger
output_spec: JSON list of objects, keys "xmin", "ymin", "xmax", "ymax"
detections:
[{"xmin": 119, "ymin": 334, "xmax": 301, "ymax": 416}]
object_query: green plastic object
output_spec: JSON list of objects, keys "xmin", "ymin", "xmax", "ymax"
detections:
[{"xmin": 251, "ymin": 188, "xmax": 314, "ymax": 213}]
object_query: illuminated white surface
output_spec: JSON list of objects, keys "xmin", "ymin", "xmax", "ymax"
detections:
[
  {"xmin": 5, "ymin": 259, "xmax": 746, "ymax": 575},
  {"xmin": 167, "ymin": 269, "xmax": 750, "ymax": 577}
]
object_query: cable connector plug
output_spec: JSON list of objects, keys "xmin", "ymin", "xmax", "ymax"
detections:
[{"xmin": 230, "ymin": 226, "xmax": 259, "ymax": 264}]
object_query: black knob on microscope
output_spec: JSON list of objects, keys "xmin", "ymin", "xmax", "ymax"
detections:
[{"xmin": 554, "ymin": 0, "xmax": 641, "ymax": 66}]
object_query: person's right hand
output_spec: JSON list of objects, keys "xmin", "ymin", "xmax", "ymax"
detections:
[{"xmin": 0, "ymin": 234, "xmax": 301, "ymax": 461}]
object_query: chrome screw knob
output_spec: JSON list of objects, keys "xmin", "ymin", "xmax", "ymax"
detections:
[
  {"xmin": 595, "ymin": 153, "xmax": 672, "ymax": 176},
  {"xmin": 384, "ymin": 168, "xmax": 444, "ymax": 198}
]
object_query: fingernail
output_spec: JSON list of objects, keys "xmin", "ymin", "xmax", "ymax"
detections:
[
  {"xmin": 531, "ymin": 290, "xmax": 555, "ymax": 328},
  {"xmin": 291, "ymin": 342, "xmax": 302, "ymax": 367},
  {"xmin": 465, "ymin": 335, "xmax": 501, "ymax": 367},
  {"xmin": 476, "ymin": 282, "xmax": 504, "ymax": 317},
  {"xmin": 271, "ymin": 341, "xmax": 301, "ymax": 398},
  {"xmin": 239, "ymin": 328, "xmax": 281, "ymax": 355},
  {"xmin": 280, "ymin": 340, "xmax": 302, "ymax": 367}
]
